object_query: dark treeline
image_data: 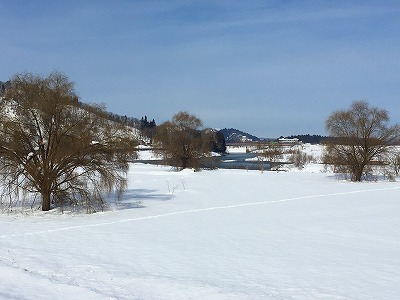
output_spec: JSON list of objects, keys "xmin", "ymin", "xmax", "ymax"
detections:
[
  {"xmin": 284, "ymin": 134, "xmax": 328, "ymax": 144},
  {"xmin": 107, "ymin": 111, "xmax": 141, "ymax": 128},
  {"xmin": 79, "ymin": 101, "xmax": 144, "ymax": 129},
  {"xmin": 140, "ymin": 116, "xmax": 157, "ymax": 141},
  {"xmin": 140, "ymin": 116, "xmax": 156, "ymax": 130}
]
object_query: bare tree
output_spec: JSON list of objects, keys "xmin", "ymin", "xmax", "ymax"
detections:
[
  {"xmin": 153, "ymin": 111, "xmax": 211, "ymax": 170},
  {"xmin": 0, "ymin": 72, "xmax": 137, "ymax": 212},
  {"xmin": 256, "ymin": 142, "xmax": 284, "ymax": 171},
  {"xmin": 381, "ymin": 147, "xmax": 400, "ymax": 180},
  {"xmin": 290, "ymin": 149, "xmax": 314, "ymax": 170},
  {"xmin": 323, "ymin": 100, "xmax": 399, "ymax": 181}
]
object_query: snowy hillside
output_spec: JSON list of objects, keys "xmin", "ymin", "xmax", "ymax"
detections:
[
  {"xmin": 1, "ymin": 145, "xmax": 400, "ymax": 299},
  {"xmin": 220, "ymin": 128, "xmax": 260, "ymax": 143}
]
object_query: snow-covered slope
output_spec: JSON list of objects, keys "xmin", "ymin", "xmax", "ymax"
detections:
[
  {"xmin": 1, "ymin": 158, "xmax": 399, "ymax": 299},
  {"xmin": 220, "ymin": 128, "xmax": 260, "ymax": 143}
]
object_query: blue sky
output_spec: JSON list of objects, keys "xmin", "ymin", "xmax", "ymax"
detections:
[{"xmin": 1, "ymin": 0, "xmax": 400, "ymax": 138}]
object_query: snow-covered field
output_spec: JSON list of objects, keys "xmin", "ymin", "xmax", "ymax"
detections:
[{"xmin": 1, "ymin": 145, "xmax": 400, "ymax": 299}]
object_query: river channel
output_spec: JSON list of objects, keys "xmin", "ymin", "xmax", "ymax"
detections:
[{"xmin": 135, "ymin": 153, "xmax": 272, "ymax": 170}]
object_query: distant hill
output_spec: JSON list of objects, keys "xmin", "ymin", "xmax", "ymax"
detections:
[
  {"xmin": 220, "ymin": 128, "xmax": 260, "ymax": 143},
  {"xmin": 220, "ymin": 129, "xmax": 327, "ymax": 144}
]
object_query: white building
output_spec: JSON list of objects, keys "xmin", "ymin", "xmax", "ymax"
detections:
[{"xmin": 278, "ymin": 137, "xmax": 300, "ymax": 144}]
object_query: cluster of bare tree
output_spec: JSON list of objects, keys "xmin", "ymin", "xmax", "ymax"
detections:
[
  {"xmin": 0, "ymin": 72, "xmax": 137, "ymax": 212},
  {"xmin": 0, "ymin": 72, "xmax": 222, "ymax": 212},
  {"xmin": 255, "ymin": 142, "xmax": 314, "ymax": 171},
  {"xmin": 256, "ymin": 143, "xmax": 284, "ymax": 171},
  {"xmin": 1, "ymin": 71, "xmax": 398, "ymax": 214},
  {"xmin": 252, "ymin": 100, "xmax": 400, "ymax": 178}
]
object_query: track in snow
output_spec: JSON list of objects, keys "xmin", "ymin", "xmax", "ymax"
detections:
[{"xmin": 1, "ymin": 186, "xmax": 398, "ymax": 239}]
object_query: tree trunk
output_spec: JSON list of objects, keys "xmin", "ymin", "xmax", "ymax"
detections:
[
  {"xmin": 181, "ymin": 157, "xmax": 187, "ymax": 169},
  {"xmin": 41, "ymin": 191, "xmax": 51, "ymax": 211},
  {"xmin": 353, "ymin": 166, "xmax": 364, "ymax": 182}
]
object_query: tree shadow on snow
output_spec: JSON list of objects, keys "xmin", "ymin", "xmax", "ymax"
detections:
[
  {"xmin": 112, "ymin": 189, "xmax": 174, "ymax": 210},
  {"xmin": 325, "ymin": 172, "xmax": 398, "ymax": 182}
]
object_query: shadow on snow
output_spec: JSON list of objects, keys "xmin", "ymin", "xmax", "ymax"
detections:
[{"xmin": 111, "ymin": 188, "xmax": 174, "ymax": 210}]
